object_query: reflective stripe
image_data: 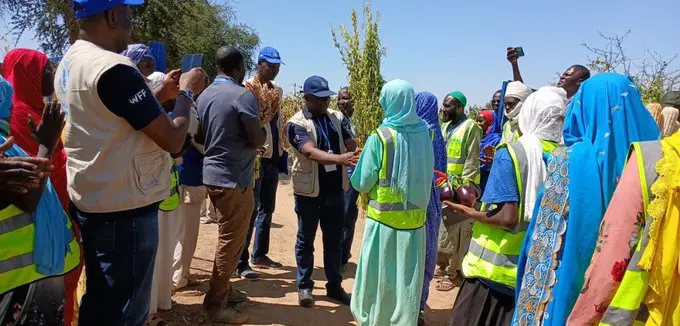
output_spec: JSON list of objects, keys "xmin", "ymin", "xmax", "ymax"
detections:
[
  {"xmin": 601, "ymin": 305, "xmax": 646, "ymax": 326},
  {"xmin": 447, "ymin": 157, "xmax": 466, "ymax": 164},
  {"xmin": 368, "ymin": 200, "xmax": 419, "ymax": 212},
  {"xmin": 377, "ymin": 127, "xmax": 395, "ymax": 179},
  {"xmin": 378, "ymin": 179, "xmax": 391, "ymax": 187},
  {"xmin": 0, "ymin": 252, "xmax": 33, "ymax": 274},
  {"xmin": 0, "ymin": 212, "xmax": 32, "ymax": 236},
  {"xmin": 467, "ymin": 239, "xmax": 519, "ymax": 268},
  {"xmin": 627, "ymin": 251, "xmax": 644, "ymax": 272}
]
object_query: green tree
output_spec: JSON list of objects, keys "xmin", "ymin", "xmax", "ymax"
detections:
[
  {"xmin": 0, "ymin": 0, "xmax": 259, "ymax": 77},
  {"xmin": 583, "ymin": 31, "xmax": 680, "ymax": 104},
  {"xmin": 332, "ymin": 2, "xmax": 386, "ymax": 147}
]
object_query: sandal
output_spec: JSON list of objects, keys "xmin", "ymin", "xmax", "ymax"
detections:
[
  {"xmin": 435, "ymin": 277, "xmax": 455, "ymax": 292},
  {"xmin": 147, "ymin": 315, "xmax": 168, "ymax": 326},
  {"xmin": 434, "ymin": 267, "xmax": 444, "ymax": 278}
]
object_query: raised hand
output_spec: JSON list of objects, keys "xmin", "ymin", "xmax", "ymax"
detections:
[
  {"xmin": 155, "ymin": 69, "xmax": 181, "ymax": 103},
  {"xmin": 179, "ymin": 67, "xmax": 207, "ymax": 95},
  {"xmin": 507, "ymin": 47, "xmax": 519, "ymax": 64},
  {"xmin": 28, "ymin": 101, "xmax": 65, "ymax": 153},
  {"xmin": 0, "ymin": 137, "xmax": 52, "ymax": 194}
]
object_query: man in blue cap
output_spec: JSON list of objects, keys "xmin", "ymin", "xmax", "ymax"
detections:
[
  {"xmin": 236, "ymin": 46, "xmax": 286, "ymax": 280},
  {"xmin": 55, "ymin": 1, "xmax": 206, "ymax": 324},
  {"xmin": 285, "ymin": 76, "xmax": 359, "ymax": 307}
]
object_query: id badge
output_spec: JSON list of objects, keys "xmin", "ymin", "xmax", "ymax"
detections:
[{"xmin": 324, "ymin": 149, "xmax": 337, "ymax": 172}]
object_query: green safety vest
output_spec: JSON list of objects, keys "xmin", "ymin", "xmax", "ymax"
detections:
[
  {"xmin": 600, "ymin": 141, "xmax": 662, "ymax": 326},
  {"xmin": 159, "ymin": 164, "xmax": 180, "ymax": 212},
  {"xmin": 461, "ymin": 140, "xmax": 556, "ymax": 288},
  {"xmin": 442, "ymin": 119, "xmax": 482, "ymax": 184},
  {"xmin": 0, "ymin": 204, "xmax": 81, "ymax": 294},
  {"xmin": 366, "ymin": 127, "xmax": 427, "ymax": 230},
  {"xmin": 501, "ymin": 120, "xmax": 520, "ymax": 144}
]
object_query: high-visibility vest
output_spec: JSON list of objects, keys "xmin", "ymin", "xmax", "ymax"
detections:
[
  {"xmin": 599, "ymin": 141, "xmax": 662, "ymax": 326},
  {"xmin": 461, "ymin": 140, "xmax": 555, "ymax": 288},
  {"xmin": 501, "ymin": 120, "xmax": 520, "ymax": 144},
  {"xmin": 366, "ymin": 127, "xmax": 427, "ymax": 230},
  {"xmin": 159, "ymin": 164, "xmax": 180, "ymax": 212},
  {"xmin": 0, "ymin": 204, "xmax": 81, "ymax": 294},
  {"xmin": 442, "ymin": 119, "xmax": 482, "ymax": 184}
]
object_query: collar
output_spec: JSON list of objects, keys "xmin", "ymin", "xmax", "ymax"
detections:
[{"xmin": 302, "ymin": 107, "xmax": 329, "ymax": 119}]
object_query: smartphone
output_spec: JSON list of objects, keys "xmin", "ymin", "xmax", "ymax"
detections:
[
  {"xmin": 181, "ymin": 54, "xmax": 204, "ymax": 73},
  {"xmin": 515, "ymin": 47, "xmax": 525, "ymax": 57}
]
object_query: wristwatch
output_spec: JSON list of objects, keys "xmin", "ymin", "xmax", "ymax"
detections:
[{"xmin": 178, "ymin": 89, "xmax": 195, "ymax": 101}]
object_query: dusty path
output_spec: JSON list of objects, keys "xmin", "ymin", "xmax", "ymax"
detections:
[{"xmin": 160, "ymin": 180, "xmax": 456, "ymax": 325}]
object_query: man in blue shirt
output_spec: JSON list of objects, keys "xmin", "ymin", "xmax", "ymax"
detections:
[{"xmin": 337, "ymin": 87, "xmax": 359, "ymax": 267}]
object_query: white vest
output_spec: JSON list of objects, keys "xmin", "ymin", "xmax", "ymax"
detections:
[
  {"xmin": 55, "ymin": 40, "xmax": 171, "ymax": 213},
  {"xmin": 285, "ymin": 109, "xmax": 349, "ymax": 197}
]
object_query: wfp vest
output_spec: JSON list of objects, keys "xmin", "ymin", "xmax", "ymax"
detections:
[
  {"xmin": 159, "ymin": 164, "xmax": 180, "ymax": 212},
  {"xmin": 462, "ymin": 140, "xmax": 555, "ymax": 288},
  {"xmin": 0, "ymin": 205, "xmax": 81, "ymax": 294},
  {"xmin": 599, "ymin": 141, "xmax": 662, "ymax": 326},
  {"xmin": 501, "ymin": 120, "xmax": 520, "ymax": 144},
  {"xmin": 285, "ymin": 109, "xmax": 349, "ymax": 198},
  {"xmin": 366, "ymin": 127, "xmax": 427, "ymax": 229},
  {"xmin": 442, "ymin": 119, "xmax": 481, "ymax": 184}
]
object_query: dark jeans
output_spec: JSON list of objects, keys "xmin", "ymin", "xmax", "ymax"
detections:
[
  {"xmin": 238, "ymin": 159, "xmax": 279, "ymax": 270},
  {"xmin": 341, "ymin": 185, "xmax": 359, "ymax": 265},
  {"xmin": 76, "ymin": 207, "xmax": 158, "ymax": 326},
  {"xmin": 294, "ymin": 190, "xmax": 345, "ymax": 290}
]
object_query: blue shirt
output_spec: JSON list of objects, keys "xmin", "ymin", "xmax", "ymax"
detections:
[
  {"xmin": 481, "ymin": 148, "xmax": 520, "ymax": 204},
  {"xmin": 287, "ymin": 109, "xmax": 353, "ymax": 193},
  {"xmin": 179, "ymin": 146, "xmax": 203, "ymax": 186}
]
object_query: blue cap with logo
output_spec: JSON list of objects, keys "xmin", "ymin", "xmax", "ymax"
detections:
[
  {"xmin": 73, "ymin": 0, "xmax": 145, "ymax": 19},
  {"xmin": 258, "ymin": 47, "xmax": 283, "ymax": 65},
  {"xmin": 303, "ymin": 76, "xmax": 336, "ymax": 98}
]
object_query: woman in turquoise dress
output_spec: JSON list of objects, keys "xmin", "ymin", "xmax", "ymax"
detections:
[
  {"xmin": 350, "ymin": 79, "xmax": 434, "ymax": 325},
  {"xmin": 512, "ymin": 73, "xmax": 660, "ymax": 326}
]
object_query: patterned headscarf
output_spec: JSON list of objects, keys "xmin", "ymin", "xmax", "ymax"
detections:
[{"xmin": 121, "ymin": 44, "xmax": 155, "ymax": 65}]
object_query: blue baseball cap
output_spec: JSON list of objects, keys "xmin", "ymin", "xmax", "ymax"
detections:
[
  {"xmin": 73, "ymin": 0, "xmax": 145, "ymax": 19},
  {"xmin": 258, "ymin": 47, "xmax": 283, "ymax": 65},
  {"xmin": 303, "ymin": 76, "xmax": 336, "ymax": 98}
]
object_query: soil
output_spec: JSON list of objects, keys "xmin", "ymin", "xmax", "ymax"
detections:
[{"xmin": 160, "ymin": 180, "xmax": 457, "ymax": 325}]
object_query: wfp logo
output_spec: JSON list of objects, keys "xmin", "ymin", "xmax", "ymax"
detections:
[{"xmin": 129, "ymin": 89, "xmax": 148, "ymax": 104}]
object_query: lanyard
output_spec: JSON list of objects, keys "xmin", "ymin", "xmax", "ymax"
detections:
[{"xmin": 317, "ymin": 116, "xmax": 332, "ymax": 149}]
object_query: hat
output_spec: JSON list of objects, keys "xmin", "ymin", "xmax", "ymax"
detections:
[
  {"xmin": 304, "ymin": 76, "xmax": 335, "ymax": 98},
  {"xmin": 447, "ymin": 91, "xmax": 467, "ymax": 108},
  {"xmin": 73, "ymin": 0, "xmax": 145, "ymax": 19},
  {"xmin": 258, "ymin": 47, "xmax": 283, "ymax": 65}
]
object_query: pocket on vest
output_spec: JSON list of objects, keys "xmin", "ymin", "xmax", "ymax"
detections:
[{"xmin": 133, "ymin": 150, "xmax": 170, "ymax": 195}]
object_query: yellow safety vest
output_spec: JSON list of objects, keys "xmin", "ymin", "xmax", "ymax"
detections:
[
  {"xmin": 462, "ymin": 140, "xmax": 556, "ymax": 288},
  {"xmin": 159, "ymin": 164, "xmax": 180, "ymax": 212},
  {"xmin": 501, "ymin": 120, "xmax": 520, "ymax": 144},
  {"xmin": 442, "ymin": 119, "xmax": 482, "ymax": 184},
  {"xmin": 366, "ymin": 127, "xmax": 427, "ymax": 230},
  {"xmin": 600, "ymin": 141, "xmax": 662, "ymax": 326},
  {"xmin": 0, "ymin": 204, "xmax": 81, "ymax": 294}
]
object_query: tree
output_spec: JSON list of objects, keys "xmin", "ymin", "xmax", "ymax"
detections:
[
  {"xmin": 0, "ymin": 0, "xmax": 259, "ymax": 77},
  {"xmin": 332, "ymin": 1, "xmax": 386, "ymax": 147},
  {"xmin": 583, "ymin": 31, "xmax": 680, "ymax": 104}
]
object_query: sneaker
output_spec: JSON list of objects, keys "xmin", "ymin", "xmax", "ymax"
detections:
[
  {"xmin": 251, "ymin": 256, "xmax": 283, "ymax": 269},
  {"xmin": 326, "ymin": 287, "xmax": 351, "ymax": 306},
  {"xmin": 206, "ymin": 307, "xmax": 248, "ymax": 324},
  {"xmin": 227, "ymin": 288, "xmax": 247, "ymax": 303},
  {"xmin": 298, "ymin": 289, "xmax": 314, "ymax": 308},
  {"xmin": 237, "ymin": 268, "xmax": 260, "ymax": 280}
]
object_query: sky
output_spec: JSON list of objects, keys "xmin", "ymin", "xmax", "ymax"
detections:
[{"xmin": 1, "ymin": 0, "xmax": 678, "ymax": 105}]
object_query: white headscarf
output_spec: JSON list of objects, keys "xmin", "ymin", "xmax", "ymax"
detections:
[
  {"xmin": 661, "ymin": 106, "xmax": 680, "ymax": 137},
  {"xmin": 517, "ymin": 86, "xmax": 568, "ymax": 222},
  {"xmin": 504, "ymin": 81, "xmax": 533, "ymax": 120},
  {"xmin": 146, "ymin": 71, "xmax": 167, "ymax": 90}
]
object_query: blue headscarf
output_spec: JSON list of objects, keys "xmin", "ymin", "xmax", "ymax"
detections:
[
  {"xmin": 121, "ymin": 44, "xmax": 155, "ymax": 65},
  {"xmin": 0, "ymin": 76, "xmax": 13, "ymax": 134},
  {"xmin": 544, "ymin": 73, "xmax": 660, "ymax": 325},
  {"xmin": 0, "ymin": 77, "xmax": 71, "ymax": 276},
  {"xmin": 415, "ymin": 92, "xmax": 446, "ymax": 174},
  {"xmin": 380, "ymin": 80, "xmax": 434, "ymax": 209},
  {"xmin": 480, "ymin": 110, "xmax": 502, "ymax": 171}
]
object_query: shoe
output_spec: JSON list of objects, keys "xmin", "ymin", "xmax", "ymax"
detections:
[
  {"xmin": 237, "ymin": 267, "xmax": 260, "ymax": 280},
  {"xmin": 418, "ymin": 310, "xmax": 426, "ymax": 326},
  {"xmin": 298, "ymin": 289, "xmax": 314, "ymax": 308},
  {"xmin": 251, "ymin": 256, "xmax": 283, "ymax": 269},
  {"xmin": 227, "ymin": 288, "xmax": 247, "ymax": 303},
  {"xmin": 206, "ymin": 307, "xmax": 249, "ymax": 324},
  {"xmin": 326, "ymin": 287, "xmax": 351, "ymax": 306}
]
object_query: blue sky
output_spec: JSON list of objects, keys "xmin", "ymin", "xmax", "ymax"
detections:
[{"xmin": 1, "ymin": 0, "xmax": 678, "ymax": 105}]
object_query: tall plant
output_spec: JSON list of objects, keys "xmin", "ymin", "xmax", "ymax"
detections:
[{"xmin": 332, "ymin": 2, "xmax": 386, "ymax": 147}]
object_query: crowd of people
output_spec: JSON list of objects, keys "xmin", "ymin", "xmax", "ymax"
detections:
[{"xmin": 1, "ymin": 0, "xmax": 680, "ymax": 325}]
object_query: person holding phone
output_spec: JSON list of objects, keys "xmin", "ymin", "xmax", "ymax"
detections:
[
  {"xmin": 54, "ymin": 1, "xmax": 206, "ymax": 324},
  {"xmin": 285, "ymin": 76, "xmax": 358, "ymax": 308}
]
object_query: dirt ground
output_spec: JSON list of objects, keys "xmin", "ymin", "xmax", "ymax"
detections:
[{"xmin": 160, "ymin": 180, "xmax": 457, "ymax": 326}]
